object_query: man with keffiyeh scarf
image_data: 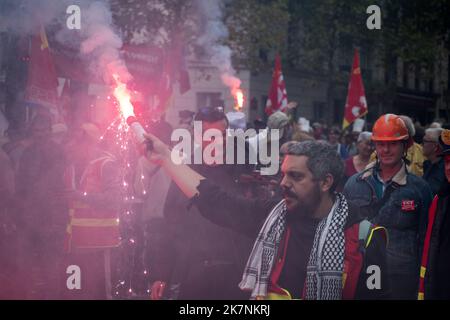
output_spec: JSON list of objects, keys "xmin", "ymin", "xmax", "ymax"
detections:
[{"xmin": 143, "ymin": 135, "xmax": 390, "ymax": 300}]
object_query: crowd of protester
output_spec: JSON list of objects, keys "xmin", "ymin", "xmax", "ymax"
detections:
[{"xmin": 1, "ymin": 104, "xmax": 450, "ymax": 300}]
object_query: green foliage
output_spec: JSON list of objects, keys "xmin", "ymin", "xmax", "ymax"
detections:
[
  {"xmin": 381, "ymin": 0, "xmax": 449, "ymax": 65},
  {"xmin": 109, "ymin": 0, "xmax": 290, "ymax": 71},
  {"xmin": 225, "ymin": 0, "xmax": 290, "ymax": 72},
  {"xmin": 108, "ymin": 0, "xmax": 449, "ymax": 76},
  {"xmin": 110, "ymin": 0, "xmax": 197, "ymax": 47},
  {"xmin": 287, "ymin": 0, "xmax": 379, "ymax": 74}
]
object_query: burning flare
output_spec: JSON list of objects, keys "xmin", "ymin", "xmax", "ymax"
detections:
[
  {"xmin": 233, "ymin": 88, "xmax": 244, "ymax": 111},
  {"xmin": 112, "ymin": 74, "xmax": 135, "ymax": 119},
  {"xmin": 111, "ymin": 74, "xmax": 147, "ymax": 144}
]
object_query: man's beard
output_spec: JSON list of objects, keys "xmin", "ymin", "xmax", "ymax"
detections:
[{"xmin": 282, "ymin": 184, "xmax": 321, "ymax": 218}]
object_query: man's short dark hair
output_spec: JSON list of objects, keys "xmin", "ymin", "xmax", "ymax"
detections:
[
  {"xmin": 286, "ymin": 140, "xmax": 344, "ymax": 192},
  {"xmin": 194, "ymin": 106, "xmax": 228, "ymax": 124}
]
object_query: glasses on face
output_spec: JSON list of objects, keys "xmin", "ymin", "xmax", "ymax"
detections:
[{"xmin": 422, "ymin": 139, "xmax": 436, "ymax": 145}]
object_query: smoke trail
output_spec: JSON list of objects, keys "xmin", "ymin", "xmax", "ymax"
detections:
[
  {"xmin": 0, "ymin": 0, "xmax": 130, "ymax": 85},
  {"xmin": 77, "ymin": 1, "xmax": 131, "ymax": 85},
  {"xmin": 41, "ymin": 0, "xmax": 130, "ymax": 86},
  {"xmin": 196, "ymin": 0, "xmax": 241, "ymax": 94}
]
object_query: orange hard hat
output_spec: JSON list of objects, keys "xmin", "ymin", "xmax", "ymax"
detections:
[{"xmin": 372, "ymin": 114, "xmax": 409, "ymax": 142}]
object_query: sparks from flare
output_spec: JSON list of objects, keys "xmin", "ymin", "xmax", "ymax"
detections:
[{"xmin": 106, "ymin": 73, "xmax": 149, "ymax": 298}]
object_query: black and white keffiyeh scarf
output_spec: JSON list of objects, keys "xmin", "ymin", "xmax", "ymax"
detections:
[{"xmin": 239, "ymin": 193, "xmax": 349, "ymax": 300}]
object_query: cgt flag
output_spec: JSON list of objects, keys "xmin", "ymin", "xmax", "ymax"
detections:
[
  {"xmin": 342, "ymin": 49, "xmax": 368, "ymax": 129},
  {"xmin": 265, "ymin": 54, "xmax": 288, "ymax": 115},
  {"xmin": 24, "ymin": 25, "xmax": 59, "ymax": 117}
]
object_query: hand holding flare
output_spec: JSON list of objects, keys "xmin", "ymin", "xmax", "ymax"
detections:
[{"xmin": 143, "ymin": 132, "xmax": 205, "ymax": 199}]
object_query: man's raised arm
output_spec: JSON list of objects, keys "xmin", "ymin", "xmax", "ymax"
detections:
[{"xmin": 143, "ymin": 132, "xmax": 274, "ymax": 236}]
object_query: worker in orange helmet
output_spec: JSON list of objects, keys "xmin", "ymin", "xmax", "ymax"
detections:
[
  {"xmin": 344, "ymin": 114, "xmax": 433, "ymax": 299},
  {"xmin": 368, "ymin": 115, "xmax": 425, "ymax": 177}
]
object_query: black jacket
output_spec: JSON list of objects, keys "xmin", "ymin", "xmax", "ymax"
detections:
[
  {"xmin": 424, "ymin": 181, "xmax": 450, "ymax": 299},
  {"xmin": 192, "ymin": 179, "xmax": 390, "ymax": 299},
  {"xmin": 159, "ymin": 162, "xmax": 254, "ymax": 299}
]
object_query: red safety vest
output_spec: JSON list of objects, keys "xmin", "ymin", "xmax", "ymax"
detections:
[
  {"xmin": 261, "ymin": 221, "xmax": 386, "ymax": 300},
  {"xmin": 65, "ymin": 154, "xmax": 120, "ymax": 252},
  {"xmin": 418, "ymin": 195, "xmax": 439, "ymax": 300}
]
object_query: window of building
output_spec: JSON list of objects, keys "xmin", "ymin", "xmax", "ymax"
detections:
[
  {"xmin": 429, "ymin": 78, "xmax": 434, "ymax": 93},
  {"xmin": 333, "ymin": 100, "xmax": 343, "ymax": 125},
  {"xmin": 196, "ymin": 92, "xmax": 223, "ymax": 110},
  {"xmin": 313, "ymin": 101, "xmax": 326, "ymax": 122},
  {"xmin": 261, "ymin": 95, "xmax": 268, "ymax": 111},
  {"xmin": 261, "ymin": 95, "xmax": 268, "ymax": 122},
  {"xmin": 402, "ymin": 63, "xmax": 408, "ymax": 88}
]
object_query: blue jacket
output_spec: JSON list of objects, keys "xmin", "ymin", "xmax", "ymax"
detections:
[{"xmin": 343, "ymin": 162, "xmax": 432, "ymax": 298}]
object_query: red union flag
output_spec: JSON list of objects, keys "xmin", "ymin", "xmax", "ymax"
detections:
[
  {"xmin": 265, "ymin": 54, "xmax": 288, "ymax": 115},
  {"xmin": 24, "ymin": 25, "xmax": 59, "ymax": 115},
  {"xmin": 342, "ymin": 49, "xmax": 368, "ymax": 129}
]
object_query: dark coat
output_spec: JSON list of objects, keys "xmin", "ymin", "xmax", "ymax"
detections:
[
  {"xmin": 423, "ymin": 181, "xmax": 450, "ymax": 299},
  {"xmin": 159, "ymin": 162, "xmax": 254, "ymax": 300}
]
